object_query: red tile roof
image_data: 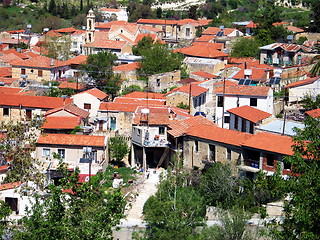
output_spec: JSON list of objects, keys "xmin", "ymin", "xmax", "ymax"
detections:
[
  {"xmin": 167, "ymin": 83, "xmax": 208, "ymax": 97},
  {"xmin": 0, "ymin": 53, "xmax": 22, "ymax": 64},
  {"xmin": 227, "ymin": 105, "xmax": 271, "ymax": 123},
  {"xmin": 134, "ymin": 33, "xmax": 165, "ymax": 45},
  {"xmin": 192, "ymin": 42, "xmax": 224, "ymax": 50},
  {"xmin": 191, "ymin": 71, "xmax": 217, "ymax": 79},
  {"xmin": 137, "ymin": 18, "xmax": 178, "ymax": 25},
  {"xmin": 116, "ymin": 33, "xmax": 135, "ymax": 45},
  {"xmin": 44, "ymin": 103, "xmax": 89, "ymax": 118},
  {"xmin": 0, "ymin": 67, "xmax": 12, "ymax": 77},
  {"xmin": 0, "ymin": 181, "xmax": 23, "ymax": 191},
  {"xmin": 228, "ymin": 57, "xmax": 256, "ymax": 64},
  {"xmin": 45, "ymin": 30, "xmax": 62, "ymax": 38},
  {"xmin": 56, "ymin": 27, "xmax": 77, "ymax": 33},
  {"xmin": 284, "ymin": 77, "xmax": 319, "ymax": 88},
  {"xmin": 215, "ymin": 85, "xmax": 271, "ymax": 96},
  {"xmin": 113, "ymin": 62, "xmax": 140, "ymax": 72},
  {"xmin": 1, "ymin": 49, "xmax": 29, "ymax": 59},
  {"xmin": 178, "ymin": 77, "xmax": 198, "ymax": 84},
  {"xmin": 174, "ymin": 45, "xmax": 228, "ymax": 58},
  {"xmin": 202, "ymin": 27, "xmax": 237, "ymax": 36},
  {"xmin": 110, "ymin": 24, "xmax": 139, "ymax": 35},
  {"xmin": 42, "ymin": 116, "xmax": 81, "ymax": 129},
  {"xmin": 99, "ymin": 8, "xmax": 122, "ymax": 12},
  {"xmin": 0, "ymin": 95, "xmax": 72, "ymax": 109},
  {"xmin": 0, "ymin": 165, "xmax": 10, "ymax": 172},
  {"xmin": 186, "ymin": 125, "xmax": 252, "ymax": 146},
  {"xmin": 286, "ymin": 25, "xmax": 304, "ymax": 33},
  {"xmin": 0, "ymin": 86, "xmax": 23, "ymax": 95},
  {"xmin": 0, "ymin": 78, "xmax": 17, "ymax": 85},
  {"xmin": 95, "ymin": 21, "xmax": 132, "ymax": 30},
  {"xmin": 213, "ymin": 80, "xmax": 238, "ymax": 86},
  {"xmin": 242, "ymin": 132, "xmax": 294, "ymax": 156},
  {"xmin": 64, "ymin": 55, "xmax": 88, "ymax": 65},
  {"xmin": 140, "ymin": 25, "xmax": 164, "ymax": 33},
  {"xmin": 37, "ymin": 134, "xmax": 106, "ymax": 147},
  {"xmin": 121, "ymin": 91, "xmax": 166, "ymax": 99},
  {"xmin": 74, "ymin": 88, "xmax": 108, "ymax": 100},
  {"xmin": 168, "ymin": 115, "xmax": 217, "ymax": 137},
  {"xmin": 113, "ymin": 97, "xmax": 165, "ymax": 105},
  {"xmin": 233, "ymin": 68, "xmax": 268, "ymax": 80},
  {"xmin": 99, "ymin": 102, "xmax": 141, "ymax": 112},
  {"xmin": 246, "ymin": 21, "xmax": 257, "ymax": 28},
  {"xmin": 305, "ymin": 108, "xmax": 320, "ymax": 118},
  {"xmin": 11, "ymin": 55, "xmax": 66, "ymax": 69},
  {"xmin": 0, "ymin": 38, "xmax": 28, "ymax": 45},
  {"xmin": 58, "ymin": 82, "xmax": 87, "ymax": 90},
  {"xmin": 83, "ymin": 38, "xmax": 127, "ymax": 49}
]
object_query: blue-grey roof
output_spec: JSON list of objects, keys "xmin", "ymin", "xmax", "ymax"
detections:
[{"xmin": 256, "ymin": 119, "xmax": 304, "ymax": 136}]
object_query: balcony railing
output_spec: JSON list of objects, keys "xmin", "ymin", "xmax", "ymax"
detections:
[
  {"xmin": 143, "ymin": 139, "xmax": 169, "ymax": 147},
  {"xmin": 243, "ymin": 159, "xmax": 259, "ymax": 169}
]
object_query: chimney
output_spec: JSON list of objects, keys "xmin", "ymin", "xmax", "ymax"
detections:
[{"xmin": 50, "ymin": 59, "xmax": 54, "ymax": 66}]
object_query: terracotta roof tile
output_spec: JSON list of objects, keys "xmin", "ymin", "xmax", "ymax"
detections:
[
  {"xmin": 168, "ymin": 115, "xmax": 217, "ymax": 137},
  {"xmin": 113, "ymin": 97, "xmax": 165, "ymax": 105},
  {"xmin": 174, "ymin": 44, "xmax": 228, "ymax": 58},
  {"xmin": 246, "ymin": 21, "xmax": 257, "ymax": 28},
  {"xmin": 178, "ymin": 77, "xmax": 198, "ymax": 84},
  {"xmin": 121, "ymin": 91, "xmax": 166, "ymax": 99},
  {"xmin": 0, "ymin": 78, "xmax": 17, "ymax": 85},
  {"xmin": 215, "ymin": 85, "xmax": 271, "ymax": 96},
  {"xmin": 42, "ymin": 116, "xmax": 81, "ymax": 129},
  {"xmin": 242, "ymin": 132, "xmax": 294, "ymax": 156},
  {"xmin": 56, "ymin": 27, "xmax": 77, "ymax": 33},
  {"xmin": 192, "ymin": 42, "xmax": 224, "ymax": 50},
  {"xmin": 194, "ymin": 35, "xmax": 216, "ymax": 42},
  {"xmin": 0, "ymin": 67, "xmax": 12, "ymax": 77},
  {"xmin": 73, "ymin": 88, "xmax": 108, "ymax": 100},
  {"xmin": 0, "ymin": 38, "xmax": 28, "ymax": 45},
  {"xmin": 45, "ymin": 30, "xmax": 62, "ymax": 38},
  {"xmin": 95, "ymin": 21, "xmax": 132, "ymax": 30},
  {"xmin": 213, "ymin": 80, "xmax": 238, "ymax": 86},
  {"xmin": 227, "ymin": 105, "xmax": 271, "ymax": 123},
  {"xmin": 44, "ymin": 103, "xmax": 89, "ymax": 118},
  {"xmin": 166, "ymin": 83, "xmax": 208, "ymax": 97},
  {"xmin": 202, "ymin": 27, "xmax": 237, "ymax": 36},
  {"xmin": 305, "ymin": 108, "xmax": 320, "ymax": 118},
  {"xmin": 64, "ymin": 55, "xmax": 88, "ymax": 65},
  {"xmin": 137, "ymin": 18, "xmax": 178, "ymax": 25},
  {"xmin": 0, "ymin": 95, "xmax": 72, "ymax": 109},
  {"xmin": 284, "ymin": 77, "xmax": 319, "ymax": 88},
  {"xmin": 99, "ymin": 8, "xmax": 122, "ymax": 12},
  {"xmin": 286, "ymin": 25, "xmax": 304, "ymax": 33},
  {"xmin": 37, "ymin": 133, "xmax": 106, "ymax": 147},
  {"xmin": 0, "ymin": 53, "xmax": 22, "ymax": 64},
  {"xmin": 0, "ymin": 181, "xmax": 23, "ymax": 191},
  {"xmin": 186, "ymin": 125, "xmax": 252, "ymax": 146},
  {"xmin": 134, "ymin": 33, "xmax": 165, "ymax": 45},
  {"xmin": 11, "ymin": 55, "xmax": 66, "ymax": 69},
  {"xmin": 116, "ymin": 33, "xmax": 135, "ymax": 45},
  {"xmin": 1, "ymin": 49, "xmax": 29, "ymax": 59},
  {"xmin": 140, "ymin": 25, "xmax": 164, "ymax": 33},
  {"xmin": 83, "ymin": 38, "xmax": 126, "ymax": 49},
  {"xmin": 0, "ymin": 86, "xmax": 23, "ymax": 95},
  {"xmin": 191, "ymin": 71, "xmax": 217, "ymax": 79},
  {"xmin": 113, "ymin": 62, "xmax": 140, "ymax": 72},
  {"xmin": 58, "ymin": 82, "xmax": 87, "ymax": 90},
  {"xmin": 99, "ymin": 102, "xmax": 141, "ymax": 112}
]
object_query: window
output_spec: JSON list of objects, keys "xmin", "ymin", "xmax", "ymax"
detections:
[
  {"xmin": 30, "ymin": 69, "xmax": 34, "ymax": 73},
  {"xmin": 186, "ymin": 28, "xmax": 190, "ymax": 37},
  {"xmin": 72, "ymin": 42, "xmax": 77, "ymax": 48},
  {"xmin": 137, "ymin": 129, "xmax": 141, "ymax": 136},
  {"xmin": 249, "ymin": 122, "xmax": 254, "ymax": 134},
  {"xmin": 195, "ymin": 141, "xmax": 199, "ymax": 152},
  {"xmin": 227, "ymin": 148, "xmax": 231, "ymax": 160},
  {"xmin": 156, "ymin": 79, "xmax": 160, "ymax": 87},
  {"xmin": 209, "ymin": 144, "xmax": 215, "ymax": 162},
  {"xmin": 38, "ymin": 70, "xmax": 43, "ymax": 77},
  {"xmin": 21, "ymin": 68, "xmax": 26, "ymax": 75},
  {"xmin": 234, "ymin": 115, "xmax": 238, "ymax": 129},
  {"xmin": 159, "ymin": 127, "xmax": 165, "ymax": 135},
  {"xmin": 283, "ymin": 160, "xmax": 291, "ymax": 170},
  {"xmin": 217, "ymin": 96, "xmax": 224, "ymax": 107},
  {"xmin": 26, "ymin": 109, "xmax": 32, "ymax": 120},
  {"xmin": 110, "ymin": 117, "xmax": 116, "ymax": 130},
  {"xmin": 224, "ymin": 116, "xmax": 230, "ymax": 124},
  {"xmin": 3, "ymin": 107, "xmax": 9, "ymax": 116},
  {"xmin": 5, "ymin": 197, "xmax": 18, "ymax": 213},
  {"xmin": 57, "ymin": 149, "xmax": 65, "ymax": 160},
  {"xmin": 250, "ymin": 98, "xmax": 257, "ymax": 107},
  {"xmin": 266, "ymin": 153, "xmax": 275, "ymax": 166},
  {"xmin": 42, "ymin": 148, "xmax": 51, "ymax": 158},
  {"xmin": 241, "ymin": 119, "xmax": 246, "ymax": 132},
  {"xmin": 84, "ymin": 103, "xmax": 91, "ymax": 110}
]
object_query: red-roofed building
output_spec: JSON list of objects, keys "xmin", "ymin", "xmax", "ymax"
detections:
[
  {"xmin": 11, "ymin": 55, "xmax": 69, "ymax": 82},
  {"xmin": 174, "ymin": 44, "xmax": 229, "ymax": 60},
  {"xmin": 121, "ymin": 91, "xmax": 166, "ymax": 99},
  {"xmin": 202, "ymin": 27, "xmax": 243, "ymax": 37},
  {"xmin": 284, "ymin": 77, "xmax": 320, "ymax": 103},
  {"xmin": 241, "ymin": 132, "xmax": 294, "ymax": 176},
  {"xmin": 58, "ymin": 82, "xmax": 87, "ymax": 91},
  {"xmin": 227, "ymin": 105, "xmax": 272, "ymax": 134},
  {"xmin": 166, "ymin": 83, "xmax": 208, "ymax": 115},
  {"xmin": 0, "ymin": 95, "xmax": 72, "ymax": 123},
  {"xmin": 71, "ymin": 88, "xmax": 108, "ymax": 121},
  {"xmin": 215, "ymin": 85, "xmax": 273, "ymax": 128},
  {"xmin": 36, "ymin": 133, "xmax": 107, "ymax": 175},
  {"xmin": 190, "ymin": 71, "xmax": 218, "ymax": 81},
  {"xmin": 99, "ymin": 8, "xmax": 128, "ymax": 22},
  {"xmin": 113, "ymin": 62, "xmax": 140, "ymax": 84},
  {"xmin": 306, "ymin": 108, "xmax": 320, "ymax": 118}
]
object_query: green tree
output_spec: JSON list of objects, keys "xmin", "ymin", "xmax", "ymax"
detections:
[
  {"xmin": 46, "ymin": 87, "xmax": 75, "ymax": 97},
  {"xmin": 122, "ymin": 85, "xmax": 143, "ymax": 95},
  {"xmin": 200, "ymin": 163, "xmax": 238, "ymax": 208},
  {"xmin": 132, "ymin": 36, "xmax": 154, "ymax": 56},
  {"xmin": 309, "ymin": 0, "xmax": 320, "ymax": 33},
  {"xmin": 14, "ymin": 163, "xmax": 125, "ymax": 240},
  {"xmin": 0, "ymin": 121, "xmax": 45, "ymax": 187},
  {"xmin": 272, "ymin": 116, "xmax": 320, "ymax": 240},
  {"xmin": 309, "ymin": 55, "xmax": 320, "ymax": 77},
  {"xmin": 139, "ymin": 44, "xmax": 184, "ymax": 75},
  {"xmin": 230, "ymin": 37, "xmax": 259, "ymax": 58},
  {"xmin": 142, "ymin": 154, "xmax": 206, "ymax": 239},
  {"xmin": 81, "ymin": 51, "xmax": 121, "ymax": 98},
  {"xmin": 199, "ymin": 207, "xmax": 253, "ymax": 240},
  {"xmin": 0, "ymin": 201, "xmax": 12, "ymax": 237},
  {"xmin": 108, "ymin": 135, "xmax": 129, "ymax": 165},
  {"xmin": 44, "ymin": 36, "xmax": 72, "ymax": 61},
  {"xmin": 301, "ymin": 94, "xmax": 320, "ymax": 110}
]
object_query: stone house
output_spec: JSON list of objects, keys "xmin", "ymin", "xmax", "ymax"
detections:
[
  {"xmin": 0, "ymin": 94, "xmax": 72, "ymax": 123},
  {"xmin": 165, "ymin": 83, "xmax": 208, "ymax": 115},
  {"xmin": 148, "ymin": 70, "xmax": 181, "ymax": 93},
  {"xmin": 227, "ymin": 105, "xmax": 272, "ymax": 134},
  {"xmin": 11, "ymin": 55, "xmax": 70, "ymax": 82},
  {"xmin": 214, "ymin": 85, "xmax": 274, "ymax": 129},
  {"xmin": 112, "ymin": 62, "xmax": 143, "ymax": 91},
  {"xmin": 99, "ymin": 8, "xmax": 129, "ymax": 22},
  {"xmin": 36, "ymin": 133, "xmax": 108, "ymax": 176},
  {"xmin": 183, "ymin": 57, "xmax": 225, "ymax": 76}
]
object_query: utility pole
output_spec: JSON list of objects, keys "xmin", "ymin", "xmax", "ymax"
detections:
[{"xmin": 221, "ymin": 77, "xmax": 226, "ymax": 128}]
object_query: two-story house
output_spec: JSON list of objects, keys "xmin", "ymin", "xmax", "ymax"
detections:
[{"xmin": 214, "ymin": 85, "xmax": 273, "ymax": 128}]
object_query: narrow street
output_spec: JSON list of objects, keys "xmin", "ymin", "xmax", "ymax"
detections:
[{"xmin": 113, "ymin": 169, "xmax": 162, "ymax": 240}]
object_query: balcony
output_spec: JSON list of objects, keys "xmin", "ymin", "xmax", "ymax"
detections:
[
  {"xmin": 238, "ymin": 159, "xmax": 260, "ymax": 173},
  {"xmin": 143, "ymin": 139, "xmax": 169, "ymax": 147}
]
